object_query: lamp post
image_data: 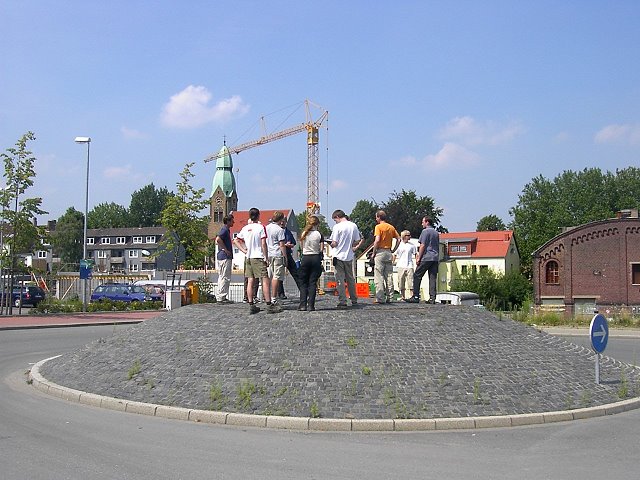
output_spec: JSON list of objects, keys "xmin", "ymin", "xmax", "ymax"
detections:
[{"xmin": 74, "ymin": 136, "xmax": 91, "ymax": 312}]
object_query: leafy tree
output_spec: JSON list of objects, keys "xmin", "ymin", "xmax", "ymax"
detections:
[
  {"xmin": 159, "ymin": 163, "xmax": 209, "ymax": 269},
  {"xmin": 88, "ymin": 202, "xmax": 129, "ymax": 228},
  {"xmin": 129, "ymin": 183, "xmax": 172, "ymax": 227},
  {"xmin": 509, "ymin": 167, "xmax": 639, "ymax": 274},
  {"xmin": 381, "ymin": 189, "xmax": 445, "ymax": 237},
  {"xmin": 348, "ymin": 199, "xmax": 378, "ymax": 248},
  {"xmin": 51, "ymin": 207, "xmax": 84, "ymax": 264},
  {"xmin": 476, "ymin": 214, "xmax": 506, "ymax": 231},
  {"xmin": 0, "ymin": 132, "xmax": 47, "ymax": 269}
]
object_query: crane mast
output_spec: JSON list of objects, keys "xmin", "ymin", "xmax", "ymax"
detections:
[{"xmin": 204, "ymin": 101, "xmax": 328, "ymax": 215}]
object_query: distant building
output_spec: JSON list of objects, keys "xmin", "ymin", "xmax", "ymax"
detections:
[
  {"xmin": 532, "ymin": 210, "xmax": 640, "ymax": 316},
  {"xmin": 86, "ymin": 226, "xmax": 183, "ymax": 275}
]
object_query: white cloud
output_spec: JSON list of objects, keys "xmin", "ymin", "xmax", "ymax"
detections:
[
  {"xmin": 390, "ymin": 143, "xmax": 480, "ymax": 170},
  {"xmin": 103, "ymin": 164, "xmax": 146, "ymax": 182},
  {"xmin": 554, "ymin": 131, "xmax": 570, "ymax": 143},
  {"xmin": 424, "ymin": 142, "xmax": 480, "ymax": 169},
  {"xmin": 121, "ymin": 126, "xmax": 148, "ymax": 140},
  {"xmin": 594, "ymin": 123, "xmax": 640, "ymax": 145},
  {"xmin": 438, "ymin": 116, "xmax": 524, "ymax": 146},
  {"xmin": 331, "ymin": 179, "xmax": 348, "ymax": 190},
  {"xmin": 160, "ymin": 85, "xmax": 250, "ymax": 129}
]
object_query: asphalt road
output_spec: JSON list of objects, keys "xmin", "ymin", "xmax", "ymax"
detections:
[{"xmin": 2, "ymin": 325, "xmax": 640, "ymax": 480}]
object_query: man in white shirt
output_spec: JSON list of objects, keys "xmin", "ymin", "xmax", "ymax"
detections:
[
  {"xmin": 265, "ymin": 211, "xmax": 288, "ymax": 305},
  {"xmin": 393, "ymin": 230, "xmax": 417, "ymax": 300},
  {"xmin": 330, "ymin": 209, "xmax": 362, "ymax": 309},
  {"xmin": 233, "ymin": 208, "xmax": 283, "ymax": 314}
]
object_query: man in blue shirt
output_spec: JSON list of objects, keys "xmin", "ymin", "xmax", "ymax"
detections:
[{"xmin": 215, "ymin": 214, "xmax": 235, "ymax": 303}]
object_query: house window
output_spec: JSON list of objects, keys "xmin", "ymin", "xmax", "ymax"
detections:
[
  {"xmin": 97, "ymin": 251, "xmax": 107, "ymax": 258},
  {"xmin": 213, "ymin": 208, "xmax": 224, "ymax": 223},
  {"xmin": 116, "ymin": 237, "xmax": 126, "ymax": 244},
  {"xmin": 546, "ymin": 261, "xmax": 559, "ymax": 284},
  {"xmin": 632, "ymin": 264, "xmax": 640, "ymax": 285},
  {"xmin": 479, "ymin": 265, "xmax": 488, "ymax": 272},
  {"xmin": 130, "ymin": 264, "xmax": 139, "ymax": 273},
  {"xmin": 461, "ymin": 265, "xmax": 468, "ymax": 275},
  {"xmin": 133, "ymin": 236, "xmax": 143, "ymax": 244},
  {"xmin": 101, "ymin": 237, "xmax": 111, "ymax": 244},
  {"xmin": 129, "ymin": 250, "xmax": 139, "ymax": 258},
  {"xmin": 87, "ymin": 238, "xmax": 95, "ymax": 245},
  {"xmin": 146, "ymin": 236, "xmax": 156, "ymax": 244},
  {"xmin": 451, "ymin": 245, "xmax": 459, "ymax": 253},
  {"xmin": 37, "ymin": 251, "xmax": 47, "ymax": 259}
]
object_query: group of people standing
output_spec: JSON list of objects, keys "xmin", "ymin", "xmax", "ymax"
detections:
[{"xmin": 212, "ymin": 207, "xmax": 440, "ymax": 314}]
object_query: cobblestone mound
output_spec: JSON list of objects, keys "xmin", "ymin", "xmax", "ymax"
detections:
[{"xmin": 41, "ymin": 299, "xmax": 640, "ymax": 420}]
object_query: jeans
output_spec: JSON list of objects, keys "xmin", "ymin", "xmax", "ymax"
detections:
[
  {"xmin": 298, "ymin": 254, "xmax": 323, "ymax": 309},
  {"xmin": 412, "ymin": 260, "xmax": 438, "ymax": 301}
]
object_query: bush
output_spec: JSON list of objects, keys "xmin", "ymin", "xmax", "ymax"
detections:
[{"xmin": 33, "ymin": 297, "xmax": 162, "ymax": 314}]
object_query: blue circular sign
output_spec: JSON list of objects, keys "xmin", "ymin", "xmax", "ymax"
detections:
[{"xmin": 590, "ymin": 314, "xmax": 609, "ymax": 354}]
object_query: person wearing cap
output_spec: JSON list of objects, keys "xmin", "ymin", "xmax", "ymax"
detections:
[
  {"xmin": 393, "ymin": 230, "xmax": 417, "ymax": 301},
  {"xmin": 371, "ymin": 210, "xmax": 401, "ymax": 304}
]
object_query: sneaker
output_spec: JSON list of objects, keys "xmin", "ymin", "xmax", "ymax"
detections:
[
  {"xmin": 278, "ymin": 294, "xmax": 288, "ymax": 300},
  {"xmin": 424, "ymin": 299, "xmax": 436, "ymax": 305},
  {"xmin": 218, "ymin": 298, "xmax": 234, "ymax": 304},
  {"xmin": 307, "ymin": 306, "xmax": 315, "ymax": 311},
  {"xmin": 298, "ymin": 305, "xmax": 307, "ymax": 311},
  {"xmin": 266, "ymin": 303, "xmax": 283, "ymax": 314},
  {"xmin": 249, "ymin": 303, "xmax": 260, "ymax": 314},
  {"xmin": 336, "ymin": 303, "xmax": 349, "ymax": 309},
  {"xmin": 211, "ymin": 296, "xmax": 218, "ymax": 303},
  {"xmin": 404, "ymin": 297, "xmax": 420, "ymax": 303}
]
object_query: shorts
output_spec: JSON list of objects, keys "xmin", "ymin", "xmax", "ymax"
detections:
[
  {"xmin": 269, "ymin": 256, "xmax": 286, "ymax": 280},
  {"xmin": 245, "ymin": 257, "xmax": 268, "ymax": 278}
]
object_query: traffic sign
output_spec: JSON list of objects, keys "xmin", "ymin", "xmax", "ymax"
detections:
[{"xmin": 590, "ymin": 313, "xmax": 609, "ymax": 354}]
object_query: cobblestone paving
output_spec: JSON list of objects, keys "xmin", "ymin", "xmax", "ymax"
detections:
[{"xmin": 41, "ymin": 297, "xmax": 640, "ymax": 420}]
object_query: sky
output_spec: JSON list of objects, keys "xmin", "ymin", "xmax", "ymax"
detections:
[{"xmin": 2, "ymin": 1, "xmax": 639, "ymax": 233}]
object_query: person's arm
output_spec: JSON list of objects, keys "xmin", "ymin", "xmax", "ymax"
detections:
[
  {"xmin": 261, "ymin": 237, "xmax": 269, "ymax": 263},
  {"xmin": 279, "ymin": 240, "xmax": 287, "ymax": 266},
  {"xmin": 233, "ymin": 237, "xmax": 247, "ymax": 255},
  {"xmin": 216, "ymin": 235, "xmax": 231, "ymax": 258},
  {"xmin": 416, "ymin": 244, "xmax": 425, "ymax": 264}
]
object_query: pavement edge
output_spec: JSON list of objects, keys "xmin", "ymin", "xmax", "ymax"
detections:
[{"xmin": 28, "ymin": 356, "xmax": 640, "ymax": 432}]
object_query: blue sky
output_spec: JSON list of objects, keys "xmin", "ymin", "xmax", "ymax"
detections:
[{"xmin": 2, "ymin": 1, "xmax": 639, "ymax": 233}]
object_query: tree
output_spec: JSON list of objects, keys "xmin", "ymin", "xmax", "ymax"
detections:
[
  {"xmin": 381, "ymin": 189, "xmax": 445, "ymax": 237},
  {"xmin": 0, "ymin": 132, "xmax": 47, "ymax": 272},
  {"xmin": 159, "ymin": 163, "xmax": 209, "ymax": 269},
  {"xmin": 348, "ymin": 199, "xmax": 378, "ymax": 248},
  {"xmin": 476, "ymin": 214, "xmax": 506, "ymax": 231},
  {"xmin": 508, "ymin": 167, "xmax": 635, "ymax": 274},
  {"xmin": 88, "ymin": 202, "xmax": 129, "ymax": 228},
  {"xmin": 51, "ymin": 207, "xmax": 84, "ymax": 264},
  {"xmin": 129, "ymin": 183, "xmax": 172, "ymax": 227}
]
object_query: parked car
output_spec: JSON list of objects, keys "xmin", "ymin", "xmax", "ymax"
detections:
[
  {"xmin": 0, "ymin": 285, "xmax": 46, "ymax": 308},
  {"xmin": 90, "ymin": 283, "xmax": 149, "ymax": 303}
]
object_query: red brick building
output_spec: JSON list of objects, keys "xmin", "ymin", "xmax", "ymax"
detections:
[{"xmin": 532, "ymin": 212, "xmax": 640, "ymax": 316}]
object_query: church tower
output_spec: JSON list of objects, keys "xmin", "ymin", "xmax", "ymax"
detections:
[{"xmin": 207, "ymin": 145, "xmax": 238, "ymax": 239}]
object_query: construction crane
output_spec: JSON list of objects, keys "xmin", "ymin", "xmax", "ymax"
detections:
[{"xmin": 204, "ymin": 100, "xmax": 328, "ymax": 215}]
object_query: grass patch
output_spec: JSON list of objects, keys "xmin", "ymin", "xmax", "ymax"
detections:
[
  {"xmin": 346, "ymin": 336, "xmax": 359, "ymax": 349},
  {"xmin": 127, "ymin": 359, "xmax": 142, "ymax": 380}
]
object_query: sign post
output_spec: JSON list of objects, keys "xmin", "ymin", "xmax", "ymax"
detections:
[{"xmin": 589, "ymin": 313, "xmax": 609, "ymax": 384}]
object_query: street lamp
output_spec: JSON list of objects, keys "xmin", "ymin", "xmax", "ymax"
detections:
[{"xmin": 75, "ymin": 136, "xmax": 91, "ymax": 312}]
